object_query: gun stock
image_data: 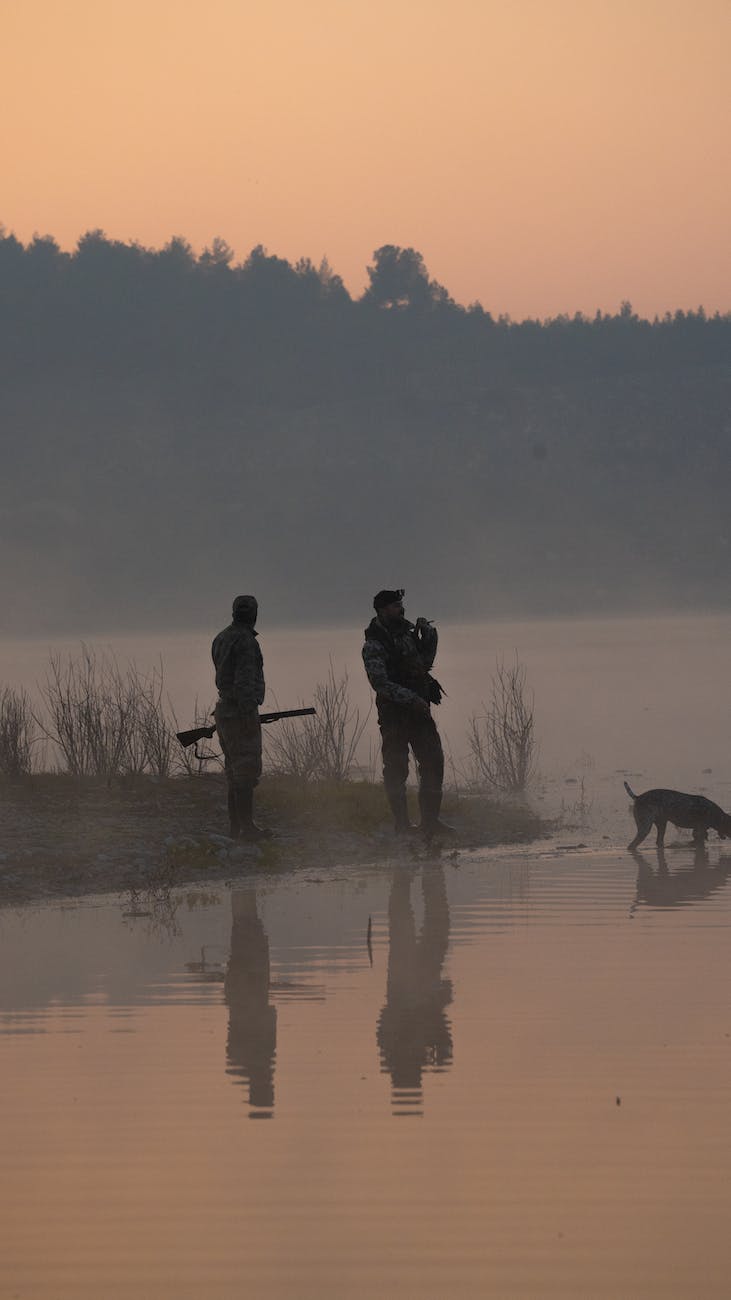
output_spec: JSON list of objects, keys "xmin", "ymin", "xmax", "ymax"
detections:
[{"xmin": 175, "ymin": 724, "xmax": 217, "ymax": 749}]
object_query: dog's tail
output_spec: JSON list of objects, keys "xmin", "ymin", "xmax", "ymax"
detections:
[{"xmin": 624, "ymin": 780, "xmax": 637, "ymax": 800}]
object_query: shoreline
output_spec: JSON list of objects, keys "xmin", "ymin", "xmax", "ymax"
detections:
[{"xmin": 0, "ymin": 773, "xmax": 548, "ymax": 908}]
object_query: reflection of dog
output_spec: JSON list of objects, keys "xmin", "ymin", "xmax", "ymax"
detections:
[
  {"xmin": 631, "ymin": 845, "xmax": 731, "ymax": 911},
  {"xmin": 625, "ymin": 782, "xmax": 731, "ymax": 850}
]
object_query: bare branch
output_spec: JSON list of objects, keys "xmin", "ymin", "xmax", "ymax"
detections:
[
  {"xmin": 468, "ymin": 654, "xmax": 537, "ymax": 794},
  {"xmin": 264, "ymin": 661, "xmax": 371, "ymax": 783},
  {"xmin": 0, "ymin": 686, "xmax": 36, "ymax": 777}
]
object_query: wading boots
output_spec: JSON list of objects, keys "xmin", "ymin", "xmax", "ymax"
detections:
[
  {"xmin": 229, "ymin": 786, "xmax": 273, "ymax": 841},
  {"xmin": 389, "ymin": 787, "xmax": 417, "ymax": 836},
  {"xmin": 227, "ymin": 788, "xmax": 240, "ymax": 839},
  {"xmin": 418, "ymin": 787, "xmax": 456, "ymax": 839}
]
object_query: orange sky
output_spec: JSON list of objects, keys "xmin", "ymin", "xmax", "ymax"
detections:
[{"xmin": 1, "ymin": 0, "xmax": 729, "ymax": 318}]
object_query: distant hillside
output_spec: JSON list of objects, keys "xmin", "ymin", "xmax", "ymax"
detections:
[{"xmin": 0, "ymin": 231, "xmax": 729, "ymax": 633}]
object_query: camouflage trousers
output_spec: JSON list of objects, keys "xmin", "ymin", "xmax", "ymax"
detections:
[
  {"xmin": 377, "ymin": 702, "xmax": 444, "ymax": 804},
  {"xmin": 214, "ymin": 702, "xmax": 262, "ymax": 791}
]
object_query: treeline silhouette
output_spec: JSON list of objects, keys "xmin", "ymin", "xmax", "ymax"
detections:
[{"xmin": 1, "ymin": 229, "xmax": 729, "ymax": 634}]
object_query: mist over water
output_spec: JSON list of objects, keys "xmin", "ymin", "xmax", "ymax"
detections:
[
  {"xmin": 1, "ymin": 232, "xmax": 729, "ymax": 635},
  {"xmin": 4, "ymin": 611, "xmax": 730, "ymax": 808}
]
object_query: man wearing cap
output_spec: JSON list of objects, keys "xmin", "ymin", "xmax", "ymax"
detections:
[
  {"xmin": 212, "ymin": 595, "xmax": 272, "ymax": 841},
  {"xmin": 362, "ymin": 588, "xmax": 452, "ymax": 837}
]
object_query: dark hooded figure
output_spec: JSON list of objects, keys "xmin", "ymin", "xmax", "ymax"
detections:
[
  {"xmin": 362, "ymin": 588, "xmax": 452, "ymax": 837},
  {"xmin": 212, "ymin": 594, "xmax": 272, "ymax": 840}
]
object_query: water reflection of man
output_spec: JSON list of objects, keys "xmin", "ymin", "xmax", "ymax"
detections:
[
  {"xmin": 224, "ymin": 889, "xmax": 277, "ymax": 1118},
  {"xmin": 377, "ymin": 865, "xmax": 453, "ymax": 1112}
]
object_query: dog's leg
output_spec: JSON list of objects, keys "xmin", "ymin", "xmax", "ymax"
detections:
[
  {"xmin": 628, "ymin": 807, "xmax": 653, "ymax": 851},
  {"xmin": 655, "ymin": 815, "xmax": 667, "ymax": 847}
]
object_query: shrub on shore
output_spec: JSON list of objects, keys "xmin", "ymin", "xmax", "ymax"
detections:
[
  {"xmin": 1, "ymin": 647, "xmax": 544, "ymax": 847},
  {"xmin": 0, "ymin": 686, "xmax": 36, "ymax": 777}
]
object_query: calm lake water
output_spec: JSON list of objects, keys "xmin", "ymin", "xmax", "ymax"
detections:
[
  {"xmin": 3, "ymin": 844, "xmax": 731, "ymax": 1297},
  {"xmin": 3, "ymin": 611, "xmax": 731, "ymax": 795},
  {"xmin": 3, "ymin": 613, "xmax": 731, "ymax": 1295}
]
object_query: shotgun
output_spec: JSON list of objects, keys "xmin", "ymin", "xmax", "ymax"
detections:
[{"xmin": 175, "ymin": 707, "xmax": 316, "ymax": 750}]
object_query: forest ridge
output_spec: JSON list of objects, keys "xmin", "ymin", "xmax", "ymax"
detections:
[{"xmin": 1, "ymin": 230, "xmax": 729, "ymax": 634}]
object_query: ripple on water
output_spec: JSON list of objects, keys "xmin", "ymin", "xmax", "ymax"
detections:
[{"xmin": 1, "ymin": 850, "xmax": 731, "ymax": 1297}]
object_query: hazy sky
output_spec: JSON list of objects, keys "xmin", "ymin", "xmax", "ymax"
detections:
[{"xmin": 2, "ymin": 0, "xmax": 729, "ymax": 318}]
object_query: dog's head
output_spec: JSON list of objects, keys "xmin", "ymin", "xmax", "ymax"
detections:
[{"xmin": 713, "ymin": 812, "xmax": 731, "ymax": 839}]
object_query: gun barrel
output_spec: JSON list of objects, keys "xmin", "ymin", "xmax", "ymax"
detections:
[{"xmin": 259, "ymin": 707, "xmax": 316, "ymax": 724}]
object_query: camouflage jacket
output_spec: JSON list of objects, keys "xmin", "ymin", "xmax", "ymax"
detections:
[
  {"xmin": 362, "ymin": 615, "xmax": 438, "ymax": 708},
  {"xmin": 212, "ymin": 621, "xmax": 265, "ymax": 713}
]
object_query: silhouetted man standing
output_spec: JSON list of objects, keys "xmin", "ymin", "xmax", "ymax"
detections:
[
  {"xmin": 362, "ymin": 588, "xmax": 451, "ymax": 837},
  {"xmin": 212, "ymin": 594, "xmax": 271, "ymax": 840}
]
